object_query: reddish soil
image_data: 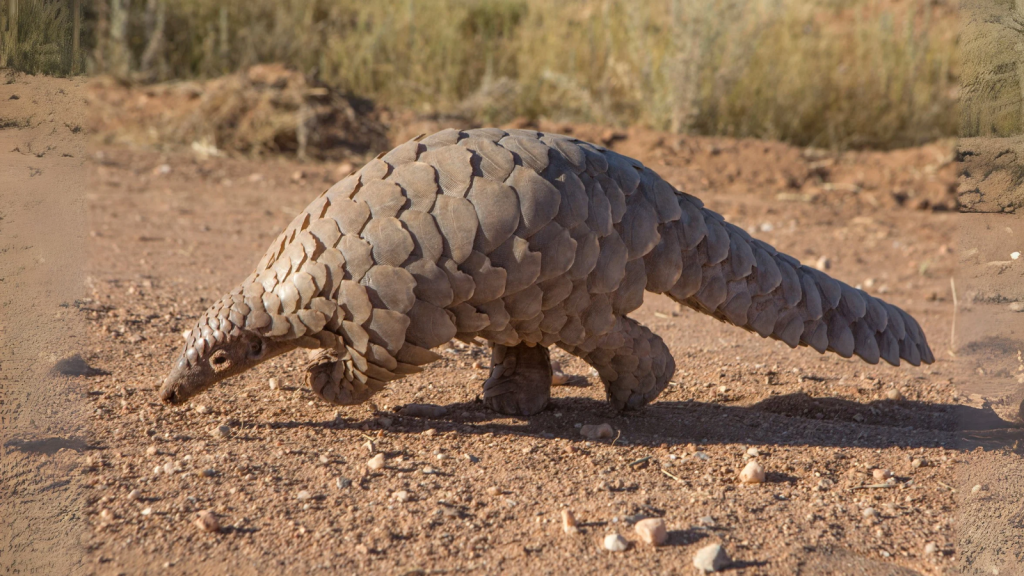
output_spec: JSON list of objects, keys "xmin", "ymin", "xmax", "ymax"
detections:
[{"xmin": 2, "ymin": 71, "xmax": 1003, "ymax": 576}]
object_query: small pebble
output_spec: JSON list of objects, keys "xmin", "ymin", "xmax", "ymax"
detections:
[
  {"xmin": 336, "ymin": 477, "xmax": 352, "ymax": 489},
  {"xmin": 99, "ymin": 509, "xmax": 114, "ymax": 523},
  {"xmin": 634, "ymin": 518, "xmax": 668, "ymax": 546},
  {"xmin": 562, "ymin": 510, "xmax": 579, "ymax": 534},
  {"xmin": 924, "ymin": 542, "xmax": 938, "ymax": 555},
  {"xmin": 145, "ymin": 446, "xmax": 158, "ymax": 456},
  {"xmin": 580, "ymin": 423, "xmax": 614, "ymax": 440},
  {"xmin": 140, "ymin": 507, "xmax": 153, "ymax": 516},
  {"xmin": 423, "ymin": 428, "xmax": 437, "ymax": 437},
  {"xmin": 814, "ymin": 256, "xmax": 831, "ymax": 271},
  {"xmin": 972, "ymin": 484, "xmax": 985, "ymax": 494},
  {"xmin": 319, "ymin": 454, "xmax": 329, "ymax": 464},
  {"xmin": 152, "ymin": 466, "xmax": 162, "ymax": 475},
  {"xmin": 268, "ymin": 377, "xmax": 279, "ymax": 390},
  {"xmin": 603, "ymin": 533, "xmax": 629, "ymax": 552},
  {"xmin": 211, "ymin": 425, "xmax": 231, "ymax": 439},
  {"xmin": 698, "ymin": 515, "xmax": 715, "ymax": 527},
  {"xmin": 399, "ymin": 404, "xmax": 448, "ymax": 418},
  {"xmin": 392, "ymin": 490, "xmax": 411, "ymax": 503},
  {"xmin": 693, "ymin": 543, "xmax": 731, "ymax": 572},
  {"xmin": 127, "ymin": 489, "xmax": 141, "ymax": 501},
  {"xmin": 194, "ymin": 509, "xmax": 220, "ymax": 533},
  {"xmin": 911, "ymin": 458, "xmax": 924, "ymax": 469},
  {"xmin": 201, "ymin": 469, "xmax": 216, "ymax": 477},
  {"xmin": 862, "ymin": 507, "xmax": 878, "ymax": 518},
  {"xmin": 738, "ymin": 461, "xmax": 765, "ymax": 484},
  {"xmin": 746, "ymin": 447, "xmax": 759, "ymax": 457},
  {"xmin": 885, "ymin": 389, "xmax": 903, "ymax": 401},
  {"xmin": 486, "ymin": 486, "xmax": 502, "ymax": 496},
  {"xmin": 872, "ymin": 469, "xmax": 893, "ymax": 482},
  {"xmin": 195, "ymin": 405, "xmax": 211, "ymax": 415},
  {"xmin": 421, "ymin": 466, "xmax": 437, "ymax": 475},
  {"xmin": 367, "ymin": 453, "xmax": 385, "ymax": 471},
  {"xmin": 297, "ymin": 490, "xmax": 311, "ymax": 501}
]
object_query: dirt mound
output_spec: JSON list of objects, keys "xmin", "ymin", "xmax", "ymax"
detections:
[
  {"xmin": 88, "ymin": 64, "xmax": 390, "ymax": 161},
  {"xmin": 957, "ymin": 137, "xmax": 1024, "ymax": 213}
]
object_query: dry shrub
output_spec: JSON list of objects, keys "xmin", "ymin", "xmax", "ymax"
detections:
[{"xmin": 89, "ymin": 63, "xmax": 388, "ymax": 160}]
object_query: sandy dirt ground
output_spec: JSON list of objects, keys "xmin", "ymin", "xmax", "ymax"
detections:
[
  {"xmin": 0, "ymin": 71, "xmax": 91, "ymax": 574},
  {"xmin": 2, "ymin": 71, "xmax": 1014, "ymax": 575}
]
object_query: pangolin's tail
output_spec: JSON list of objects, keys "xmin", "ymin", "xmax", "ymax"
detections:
[{"xmin": 643, "ymin": 193, "xmax": 933, "ymax": 366}]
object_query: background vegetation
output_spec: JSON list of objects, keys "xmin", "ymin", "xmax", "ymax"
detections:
[{"xmin": 3, "ymin": 0, "xmax": 958, "ymax": 149}]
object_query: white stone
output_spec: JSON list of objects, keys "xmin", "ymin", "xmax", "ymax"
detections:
[
  {"xmin": 367, "ymin": 453, "xmax": 385, "ymax": 471},
  {"xmin": 739, "ymin": 461, "xmax": 765, "ymax": 484},
  {"xmin": 603, "ymin": 533, "xmax": 628, "ymax": 552}
]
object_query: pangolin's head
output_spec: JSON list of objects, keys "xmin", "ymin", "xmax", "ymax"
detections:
[{"xmin": 160, "ymin": 293, "xmax": 294, "ymax": 404}]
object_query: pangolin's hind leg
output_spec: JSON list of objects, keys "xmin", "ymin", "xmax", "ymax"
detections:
[
  {"xmin": 482, "ymin": 343, "xmax": 553, "ymax": 416},
  {"xmin": 566, "ymin": 316, "xmax": 676, "ymax": 411},
  {"xmin": 306, "ymin": 348, "xmax": 387, "ymax": 406}
]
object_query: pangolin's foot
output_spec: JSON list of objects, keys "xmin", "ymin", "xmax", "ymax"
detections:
[
  {"xmin": 305, "ymin": 348, "xmax": 382, "ymax": 405},
  {"xmin": 482, "ymin": 343, "xmax": 552, "ymax": 416}
]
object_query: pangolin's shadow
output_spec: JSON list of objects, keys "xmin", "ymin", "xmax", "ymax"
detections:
[{"xmin": 314, "ymin": 392, "xmax": 1019, "ymax": 452}]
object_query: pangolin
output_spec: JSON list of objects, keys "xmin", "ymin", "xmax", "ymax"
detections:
[{"xmin": 160, "ymin": 128, "xmax": 934, "ymax": 415}]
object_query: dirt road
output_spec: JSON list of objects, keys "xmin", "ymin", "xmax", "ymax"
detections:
[{"xmin": 2, "ymin": 71, "xmax": 1007, "ymax": 575}]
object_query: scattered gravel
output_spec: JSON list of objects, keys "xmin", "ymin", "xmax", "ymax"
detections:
[
  {"xmin": 634, "ymin": 518, "xmax": 668, "ymax": 546},
  {"xmin": 562, "ymin": 510, "xmax": 579, "ymax": 535},
  {"xmin": 398, "ymin": 403, "xmax": 448, "ymax": 418},
  {"xmin": 580, "ymin": 423, "xmax": 614, "ymax": 440},
  {"xmin": 693, "ymin": 543, "xmax": 731, "ymax": 572},
  {"xmin": 193, "ymin": 509, "xmax": 220, "ymax": 533}
]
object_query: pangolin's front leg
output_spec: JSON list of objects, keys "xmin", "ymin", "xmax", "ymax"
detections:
[{"xmin": 482, "ymin": 342, "xmax": 553, "ymax": 416}]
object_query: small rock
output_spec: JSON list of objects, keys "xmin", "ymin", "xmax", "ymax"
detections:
[
  {"xmin": 211, "ymin": 425, "xmax": 231, "ymax": 439},
  {"xmin": 885, "ymin": 389, "xmax": 903, "ymax": 401},
  {"xmin": 463, "ymin": 453, "xmax": 480, "ymax": 463},
  {"xmin": 814, "ymin": 256, "xmax": 831, "ymax": 271},
  {"xmin": 141, "ymin": 507, "xmax": 153, "ymax": 516},
  {"xmin": 862, "ymin": 507, "xmax": 878, "ymax": 518},
  {"xmin": 972, "ymin": 484, "xmax": 985, "ymax": 494},
  {"xmin": 739, "ymin": 461, "xmax": 765, "ymax": 484},
  {"xmin": 99, "ymin": 509, "xmax": 115, "ymax": 523},
  {"xmin": 746, "ymin": 447, "xmax": 759, "ymax": 457},
  {"xmin": 336, "ymin": 477, "xmax": 352, "ymax": 489},
  {"xmin": 423, "ymin": 428, "xmax": 438, "ymax": 437},
  {"xmin": 367, "ymin": 453, "xmax": 385, "ymax": 471},
  {"xmin": 872, "ymin": 469, "xmax": 893, "ymax": 482},
  {"xmin": 603, "ymin": 533, "xmax": 629, "ymax": 552},
  {"xmin": 145, "ymin": 445, "xmax": 159, "ymax": 456},
  {"xmin": 693, "ymin": 543, "xmax": 731, "ymax": 572},
  {"xmin": 297, "ymin": 490, "xmax": 311, "ymax": 501},
  {"xmin": 486, "ymin": 486, "xmax": 502, "ymax": 496},
  {"xmin": 699, "ymin": 515, "xmax": 716, "ymax": 527},
  {"xmin": 421, "ymin": 466, "xmax": 437, "ymax": 475},
  {"xmin": 1011, "ymin": 302, "xmax": 1024, "ymax": 313},
  {"xmin": 163, "ymin": 462, "xmax": 177, "ymax": 475},
  {"xmin": 392, "ymin": 490, "xmax": 411, "ymax": 503},
  {"xmin": 127, "ymin": 489, "xmax": 141, "ymax": 501},
  {"xmin": 924, "ymin": 542, "xmax": 938, "ymax": 555},
  {"xmin": 201, "ymin": 468, "xmax": 216, "ymax": 477},
  {"xmin": 911, "ymin": 458, "xmax": 924, "ymax": 469},
  {"xmin": 268, "ymin": 377, "xmax": 279, "ymax": 390},
  {"xmin": 400, "ymin": 404, "xmax": 447, "ymax": 418},
  {"xmin": 196, "ymin": 405, "xmax": 211, "ymax": 415},
  {"xmin": 194, "ymin": 509, "xmax": 220, "ymax": 533},
  {"xmin": 152, "ymin": 466, "xmax": 162, "ymax": 475},
  {"xmin": 1012, "ymin": 252, "xmax": 1021, "ymax": 260},
  {"xmin": 634, "ymin": 518, "xmax": 668, "ymax": 546},
  {"xmin": 319, "ymin": 454, "xmax": 329, "ymax": 464},
  {"xmin": 562, "ymin": 510, "xmax": 579, "ymax": 534},
  {"xmin": 580, "ymin": 423, "xmax": 614, "ymax": 440}
]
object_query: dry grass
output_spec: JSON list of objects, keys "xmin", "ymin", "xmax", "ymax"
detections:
[
  {"xmin": 44, "ymin": 0, "xmax": 960, "ymax": 149},
  {"xmin": 0, "ymin": 0, "xmax": 87, "ymax": 75}
]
